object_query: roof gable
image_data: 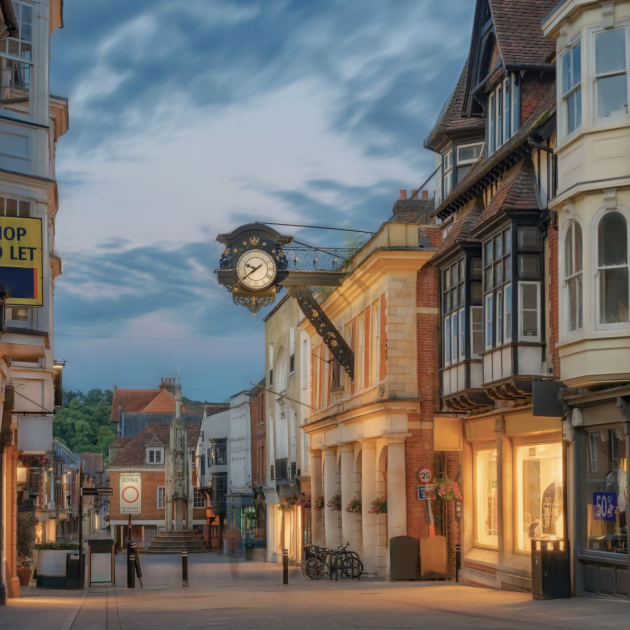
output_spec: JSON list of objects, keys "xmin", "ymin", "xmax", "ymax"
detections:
[
  {"xmin": 110, "ymin": 389, "xmax": 162, "ymax": 422},
  {"xmin": 141, "ymin": 388, "xmax": 176, "ymax": 413}
]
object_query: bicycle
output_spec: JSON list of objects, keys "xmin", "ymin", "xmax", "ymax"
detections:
[{"xmin": 301, "ymin": 542, "xmax": 363, "ymax": 581}]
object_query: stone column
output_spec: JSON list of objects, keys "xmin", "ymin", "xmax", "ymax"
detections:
[
  {"xmin": 175, "ymin": 498, "xmax": 185, "ymax": 531},
  {"xmin": 360, "ymin": 439, "xmax": 378, "ymax": 575},
  {"xmin": 323, "ymin": 446, "xmax": 338, "ymax": 547},
  {"xmin": 340, "ymin": 444, "xmax": 355, "ymax": 548},
  {"xmin": 310, "ymin": 450, "xmax": 323, "ymax": 546},
  {"xmin": 386, "ymin": 436, "xmax": 407, "ymax": 541}
]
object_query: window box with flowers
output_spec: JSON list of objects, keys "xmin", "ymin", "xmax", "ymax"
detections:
[
  {"xmin": 19, "ymin": 455, "xmax": 50, "ymax": 468},
  {"xmin": 345, "ymin": 494, "xmax": 361, "ymax": 514},
  {"xmin": 369, "ymin": 496, "xmax": 387, "ymax": 514},
  {"xmin": 313, "ymin": 495, "xmax": 325, "ymax": 511}
]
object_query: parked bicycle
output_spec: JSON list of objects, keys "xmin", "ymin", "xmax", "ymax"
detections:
[{"xmin": 302, "ymin": 542, "xmax": 363, "ymax": 581}]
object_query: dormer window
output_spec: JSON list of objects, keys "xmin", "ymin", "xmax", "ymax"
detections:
[
  {"xmin": 487, "ymin": 74, "xmax": 520, "ymax": 155},
  {"xmin": 146, "ymin": 448, "xmax": 164, "ymax": 465},
  {"xmin": 443, "ymin": 149, "xmax": 453, "ymax": 197}
]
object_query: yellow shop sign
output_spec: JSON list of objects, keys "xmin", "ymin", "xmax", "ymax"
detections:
[{"xmin": 0, "ymin": 216, "xmax": 43, "ymax": 306}]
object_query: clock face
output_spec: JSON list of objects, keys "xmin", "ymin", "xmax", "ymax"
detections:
[{"xmin": 236, "ymin": 249, "xmax": 277, "ymax": 291}]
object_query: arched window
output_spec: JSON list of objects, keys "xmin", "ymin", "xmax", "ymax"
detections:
[
  {"xmin": 564, "ymin": 221, "xmax": 583, "ymax": 331},
  {"xmin": 598, "ymin": 211, "xmax": 629, "ymax": 324}
]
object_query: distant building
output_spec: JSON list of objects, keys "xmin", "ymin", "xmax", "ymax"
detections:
[
  {"xmin": 107, "ymin": 423, "xmax": 204, "ymax": 550},
  {"xmin": 249, "ymin": 379, "xmax": 266, "ymax": 560}
]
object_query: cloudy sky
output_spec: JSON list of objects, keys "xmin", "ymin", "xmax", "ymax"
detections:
[{"xmin": 50, "ymin": 0, "xmax": 475, "ymax": 401}]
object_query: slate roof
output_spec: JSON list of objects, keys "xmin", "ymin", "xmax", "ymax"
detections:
[
  {"xmin": 424, "ymin": 60, "xmax": 486, "ymax": 149},
  {"xmin": 472, "ymin": 158, "xmax": 539, "ymax": 231},
  {"xmin": 490, "ymin": 0, "xmax": 557, "ymax": 69},
  {"xmin": 432, "ymin": 82, "xmax": 556, "ymax": 220},
  {"xmin": 108, "ymin": 423, "xmax": 200, "ymax": 467}
]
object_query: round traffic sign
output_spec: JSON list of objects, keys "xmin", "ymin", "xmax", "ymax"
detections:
[
  {"xmin": 122, "ymin": 486, "xmax": 139, "ymax": 503},
  {"xmin": 418, "ymin": 467, "xmax": 433, "ymax": 484}
]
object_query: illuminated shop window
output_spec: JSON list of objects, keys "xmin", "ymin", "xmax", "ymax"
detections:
[
  {"xmin": 515, "ymin": 442, "xmax": 564, "ymax": 553},
  {"xmin": 584, "ymin": 426, "xmax": 627, "ymax": 555},
  {"xmin": 474, "ymin": 448, "xmax": 498, "ymax": 548}
]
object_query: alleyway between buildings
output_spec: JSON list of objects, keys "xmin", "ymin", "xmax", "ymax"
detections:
[{"xmin": 2, "ymin": 552, "xmax": 629, "ymax": 630}]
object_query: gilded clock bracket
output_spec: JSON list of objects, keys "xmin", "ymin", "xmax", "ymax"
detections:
[{"xmin": 287, "ymin": 286, "xmax": 354, "ymax": 380}]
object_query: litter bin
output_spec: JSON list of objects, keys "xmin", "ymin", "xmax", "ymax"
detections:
[
  {"xmin": 390, "ymin": 536, "xmax": 420, "ymax": 581},
  {"xmin": 245, "ymin": 543, "xmax": 254, "ymax": 561},
  {"xmin": 65, "ymin": 553, "xmax": 82, "ymax": 590},
  {"xmin": 531, "ymin": 539, "xmax": 571, "ymax": 600}
]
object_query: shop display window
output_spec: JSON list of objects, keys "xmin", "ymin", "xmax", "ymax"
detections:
[
  {"xmin": 584, "ymin": 426, "xmax": 627, "ymax": 555},
  {"xmin": 515, "ymin": 442, "xmax": 563, "ymax": 553},
  {"xmin": 474, "ymin": 448, "xmax": 498, "ymax": 548}
]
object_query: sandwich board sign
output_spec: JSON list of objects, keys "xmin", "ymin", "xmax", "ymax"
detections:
[{"xmin": 120, "ymin": 472, "xmax": 142, "ymax": 515}]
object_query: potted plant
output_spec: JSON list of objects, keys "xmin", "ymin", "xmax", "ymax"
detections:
[
  {"xmin": 16, "ymin": 514, "xmax": 35, "ymax": 585},
  {"xmin": 327, "ymin": 492, "xmax": 342, "ymax": 511},
  {"xmin": 313, "ymin": 495, "xmax": 325, "ymax": 511},
  {"xmin": 368, "ymin": 496, "xmax": 387, "ymax": 514},
  {"xmin": 345, "ymin": 494, "xmax": 362, "ymax": 514},
  {"xmin": 33, "ymin": 542, "xmax": 80, "ymax": 588}
]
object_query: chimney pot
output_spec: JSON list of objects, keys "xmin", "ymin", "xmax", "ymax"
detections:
[
  {"xmin": 411, "ymin": 190, "xmax": 418, "ymax": 199},
  {"xmin": 422, "ymin": 190, "xmax": 428, "ymax": 201},
  {"xmin": 400, "ymin": 190, "xmax": 407, "ymax": 200}
]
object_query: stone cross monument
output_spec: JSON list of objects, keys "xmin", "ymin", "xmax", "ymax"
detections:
[{"xmin": 164, "ymin": 375, "xmax": 194, "ymax": 531}]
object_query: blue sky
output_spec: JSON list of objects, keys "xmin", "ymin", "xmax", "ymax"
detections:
[{"xmin": 50, "ymin": 0, "xmax": 475, "ymax": 401}]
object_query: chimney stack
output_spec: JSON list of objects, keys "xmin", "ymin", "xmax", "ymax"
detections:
[
  {"xmin": 422, "ymin": 190, "xmax": 428, "ymax": 201},
  {"xmin": 400, "ymin": 190, "xmax": 407, "ymax": 200},
  {"xmin": 411, "ymin": 190, "xmax": 418, "ymax": 199}
]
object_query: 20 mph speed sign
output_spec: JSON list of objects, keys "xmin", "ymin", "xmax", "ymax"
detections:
[
  {"xmin": 120, "ymin": 472, "xmax": 142, "ymax": 515},
  {"xmin": 418, "ymin": 468, "xmax": 433, "ymax": 484}
]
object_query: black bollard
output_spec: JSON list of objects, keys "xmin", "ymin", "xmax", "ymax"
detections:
[
  {"xmin": 128, "ymin": 550, "xmax": 136, "ymax": 588},
  {"xmin": 282, "ymin": 549, "xmax": 288, "ymax": 585},
  {"xmin": 182, "ymin": 549, "xmax": 188, "ymax": 587},
  {"xmin": 455, "ymin": 544, "xmax": 462, "ymax": 583}
]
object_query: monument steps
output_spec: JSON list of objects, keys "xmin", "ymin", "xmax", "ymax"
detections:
[{"xmin": 146, "ymin": 529, "xmax": 211, "ymax": 554}]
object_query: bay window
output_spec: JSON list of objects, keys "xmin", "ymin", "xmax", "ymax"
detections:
[
  {"xmin": 562, "ymin": 39, "xmax": 582, "ymax": 134},
  {"xmin": 595, "ymin": 28, "xmax": 628, "ymax": 121},
  {"xmin": 482, "ymin": 227, "xmax": 512, "ymax": 348},
  {"xmin": 0, "ymin": 1, "xmax": 33, "ymax": 114},
  {"xmin": 443, "ymin": 149, "xmax": 453, "ymax": 197},
  {"xmin": 487, "ymin": 74, "xmax": 519, "ymax": 155},
  {"xmin": 471, "ymin": 306, "xmax": 483, "ymax": 358},
  {"xmin": 564, "ymin": 221, "xmax": 583, "ymax": 332},
  {"xmin": 442, "ymin": 258, "xmax": 465, "ymax": 365},
  {"xmin": 598, "ymin": 211, "xmax": 629, "ymax": 325}
]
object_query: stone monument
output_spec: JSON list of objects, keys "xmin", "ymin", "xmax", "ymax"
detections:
[{"xmin": 164, "ymin": 375, "xmax": 194, "ymax": 531}]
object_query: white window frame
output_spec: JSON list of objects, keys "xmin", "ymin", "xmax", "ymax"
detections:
[
  {"xmin": 443, "ymin": 149, "xmax": 453, "ymax": 197},
  {"xmin": 157, "ymin": 486, "xmax": 165, "ymax": 509},
  {"xmin": 301, "ymin": 336, "xmax": 309, "ymax": 390},
  {"xmin": 459, "ymin": 307, "xmax": 465, "ymax": 358},
  {"xmin": 444, "ymin": 317, "xmax": 451, "ymax": 366},
  {"xmin": 471, "ymin": 306, "xmax": 483, "ymax": 359},
  {"xmin": 496, "ymin": 288, "xmax": 503, "ymax": 346},
  {"xmin": 193, "ymin": 489, "xmax": 205, "ymax": 508},
  {"xmin": 457, "ymin": 142, "xmax": 484, "ymax": 166},
  {"xmin": 488, "ymin": 92, "xmax": 494, "ymax": 154},
  {"xmin": 563, "ymin": 220, "xmax": 583, "ymax": 334},
  {"xmin": 146, "ymin": 448, "xmax": 164, "ymax": 465},
  {"xmin": 451, "ymin": 311, "xmax": 458, "ymax": 363},
  {"xmin": 504, "ymin": 283, "xmax": 512, "ymax": 343},
  {"xmin": 561, "ymin": 37, "xmax": 582, "ymax": 137},
  {"xmin": 485, "ymin": 293, "xmax": 493, "ymax": 350},
  {"xmin": 593, "ymin": 25, "xmax": 629, "ymax": 124},
  {"xmin": 518, "ymin": 281, "xmax": 541, "ymax": 342},
  {"xmin": 496, "ymin": 85, "xmax": 503, "ymax": 148},
  {"xmin": 594, "ymin": 207, "xmax": 630, "ymax": 330}
]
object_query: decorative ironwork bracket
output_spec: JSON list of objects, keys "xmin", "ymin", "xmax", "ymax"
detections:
[{"xmin": 287, "ymin": 286, "xmax": 354, "ymax": 379}]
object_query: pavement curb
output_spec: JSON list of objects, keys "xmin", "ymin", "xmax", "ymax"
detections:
[{"xmin": 59, "ymin": 587, "xmax": 89, "ymax": 630}]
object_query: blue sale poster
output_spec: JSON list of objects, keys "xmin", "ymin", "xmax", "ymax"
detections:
[{"xmin": 593, "ymin": 492, "xmax": 617, "ymax": 521}]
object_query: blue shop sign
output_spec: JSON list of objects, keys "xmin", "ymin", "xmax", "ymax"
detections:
[{"xmin": 593, "ymin": 492, "xmax": 617, "ymax": 521}]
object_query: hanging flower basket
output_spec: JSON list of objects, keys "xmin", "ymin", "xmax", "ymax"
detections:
[
  {"xmin": 298, "ymin": 493, "xmax": 312, "ymax": 509},
  {"xmin": 369, "ymin": 496, "xmax": 387, "ymax": 514},
  {"xmin": 345, "ymin": 494, "xmax": 362, "ymax": 514},
  {"xmin": 279, "ymin": 492, "xmax": 300, "ymax": 511},
  {"xmin": 327, "ymin": 492, "xmax": 342, "ymax": 512},
  {"xmin": 313, "ymin": 495, "xmax": 325, "ymax": 511},
  {"xmin": 19, "ymin": 455, "xmax": 50, "ymax": 468},
  {"xmin": 425, "ymin": 477, "xmax": 462, "ymax": 501}
]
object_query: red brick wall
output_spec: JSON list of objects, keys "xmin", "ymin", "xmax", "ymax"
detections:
[
  {"xmin": 249, "ymin": 388, "xmax": 266, "ymax": 484},
  {"xmin": 521, "ymin": 74, "xmax": 554, "ymax": 123}
]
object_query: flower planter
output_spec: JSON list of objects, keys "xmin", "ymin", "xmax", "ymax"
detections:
[{"xmin": 17, "ymin": 567, "xmax": 33, "ymax": 586}]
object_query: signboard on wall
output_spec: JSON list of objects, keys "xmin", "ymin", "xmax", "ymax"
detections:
[
  {"xmin": 417, "ymin": 484, "xmax": 434, "ymax": 501},
  {"xmin": 0, "ymin": 216, "xmax": 43, "ymax": 306},
  {"xmin": 593, "ymin": 492, "xmax": 617, "ymax": 522},
  {"xmin": 120, "ymin": 472, "xmax": 142, "ymax": 515},
  {"xmin": 16, "ymin": 416, "xmax": 52, "ymax": 453}
]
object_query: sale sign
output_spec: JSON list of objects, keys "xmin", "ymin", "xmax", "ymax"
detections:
[
  {"xmin": 593, "ymin": 492, "xmax": 617, "ymax": 522},
  {"xmin": 120, "ymin": 472, "xmax": 142, "ymax": 515}
]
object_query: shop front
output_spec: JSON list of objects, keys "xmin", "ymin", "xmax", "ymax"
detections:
[
  {"xmin": 460, "ymin": 407, "xmax": 564, "ymax": 592},
  {"xmin": 563, "ymin": 389, "xmax": 629, "ymax": 599},
  {"xmin": 226, "ymin": 494, "xmax": 258, "ymax": 556}
]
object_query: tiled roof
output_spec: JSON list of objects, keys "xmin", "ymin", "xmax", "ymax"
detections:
[
  {"xmin": 79, "ymin": 453, "xmax": 103, "ymax": 473},
  {"xmin": 141, "ymin": 389, "xmax": 176, "ymax": 413},
  {"xmin": 490, "ymin": 0, "xmax": 557, "ymax": 68},
  {"xmin": 108, "ymin": 423, "xmax": 200, "ymax": 468},
  {"xmin": 110, "ymin": 437, "xmax": 132, "ymax": 450},
  {"xmin": 110, "ymin": 389, "xmax": 162, "ymax": 422},
  {"xmin": 472, "ymin": 158, "xmax": 539, "ymax": 231},
  {"xmin": 424, "ymin": 60, "xmax": 486, "ymax": 149},
  {"xmin": 204, "ymin": 403, "xmax": 231, "ymax": 417},
  {"xmin": 432, "ymin": 82, "xmax": 556, "ymax": 219},
  {"xmin": 433, "ymin": 198, "xmax": 484, "ymax": 260}
]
